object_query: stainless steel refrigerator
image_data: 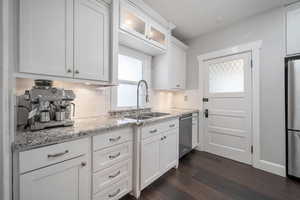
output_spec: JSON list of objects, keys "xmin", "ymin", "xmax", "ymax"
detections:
[{"xmin": 286, "ymin": 56, "xmax": 300, "ymax": 179}]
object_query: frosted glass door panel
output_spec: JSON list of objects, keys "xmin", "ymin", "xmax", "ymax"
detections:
[
  {"xmin": 121, "ymin": 7, "xmax": 146, "ymax": 37},
  {"xmin": 149, "ymin": 27, "xmax": 166, "ymax": 46},
  {"xmin": 208, "ymin": 59, "xmax": 244, "ymax": 93},
  {"xmin": 118, "ymin": 55, "xmax": 143, "ymax": 82}
]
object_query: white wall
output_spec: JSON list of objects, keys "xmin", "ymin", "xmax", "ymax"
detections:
[
  {"xmin": 184, "ymin": 7, "xmax": 286, "ymax": 166},
  {"xmin": 0, "ymin": 0, "xmax": 3, "ymax": 197}
]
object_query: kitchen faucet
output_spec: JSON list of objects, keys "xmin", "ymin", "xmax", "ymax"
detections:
[{"xmin": 137, "ymin": 80, "xmax": 149, "ymax": 118}]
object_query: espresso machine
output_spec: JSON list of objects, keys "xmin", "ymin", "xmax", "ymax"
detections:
[{"xmin": 17, "ymin": 80, "xmax": 76, "ymax": 131}]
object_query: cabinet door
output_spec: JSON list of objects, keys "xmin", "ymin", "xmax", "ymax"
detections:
[
  {"xmin": 170, "ymin": 42, "xmax": 186, "ymax": 90},
  {"xmin": 192, "ymin": 123, "xmax": 198, "ymax": 149},
  {"xmin": 140, "ymin": 135, "xmax": 161, "ymax": 189},
  {"xmin": 287, "ymin": 3, "xmax": 300, "ymax": 55},
  {"xmin": 148, "ymin": 22, "xmax": 168, "ymax": 50},
  {"xmin": 20, "ymin": 0, "xmax": 73, "ymax": 77},
  {"xmin": 160, "ymin": 129, "xmax": 178, "ymax": 173},
  {"xmin": 20, "ymin": 156, "xmax": 90, "ymax": 200},
  {"xmin": 74, "ymin": 0, "xmax": 110, "ymax": 81},
  {"xmin": 120, "ymin": 1, "xmax": 148, "ymax": 40}
]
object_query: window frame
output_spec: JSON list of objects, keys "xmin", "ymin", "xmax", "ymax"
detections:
[{"xmin": 111, "ymin": 46, "xmax": 151, "ymax": 110}]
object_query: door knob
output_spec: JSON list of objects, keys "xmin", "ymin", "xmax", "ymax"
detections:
[{"xmin": 204, "ymin": 109, "xmax": 209, "ymax": 118}]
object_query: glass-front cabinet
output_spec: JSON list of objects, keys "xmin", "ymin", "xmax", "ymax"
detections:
[
  {"xmin": 120, "ymin": 2, "xmax": 147, "ymax": 40},
  {"xmin": 148, "ymin": 22, "xmax": 168, "ymax": 50},
  {"xmin": 120, "ymin": 0, "xmax": 168, "ymax": 50}
]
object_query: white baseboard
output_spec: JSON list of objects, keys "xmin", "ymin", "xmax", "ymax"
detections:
[
  {"xmin": 194, "ymin": 148, "xmax": 286, "ymax": 177},
  {"xmin": 254, "ymin": 160, "xmax": 286, "ymax": 177}
]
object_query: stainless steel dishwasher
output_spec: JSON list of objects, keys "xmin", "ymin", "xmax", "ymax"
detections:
[{"xmin": 179, "ymin": 114, "xmax": 193, "ymax": 158}]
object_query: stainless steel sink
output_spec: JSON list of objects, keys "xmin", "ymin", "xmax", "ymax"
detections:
[{"xmin": 125, "ymin": 112, "xmax": 170, "ymax": 120}]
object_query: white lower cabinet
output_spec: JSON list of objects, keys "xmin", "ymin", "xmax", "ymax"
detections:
[
  {"xmin": 160, "ymin": 130, "xmax": 178, "ymax": 174},
  {"xmin": 140, "ymin": 119, "xmax": 179, "ymax": 190},
  {"xmin": 192, "ymin": 113, "xmax": 199, "ymax": 149},
  {"xmin": 19, "ymin": 139, "xmax": 91, "ymax": 200},
  {"xmin": 20, "ymin": 155, "xmax": 90, "ymax": 200},
  {"xmin": 140, "ymin": 135, "xmax": 161, "ymax": 189},
  {"xmin": 92, "ymin": 128, "xmax": 133, "ymax": 200},
  {"xmin": 93, "ymin": 178, "xmax": 131, "ymax": 200}
]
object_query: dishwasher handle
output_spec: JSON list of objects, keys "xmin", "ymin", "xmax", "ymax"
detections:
[{"xmin": 180, "ymin": 116, "xmax": 193, "ymax": 121}]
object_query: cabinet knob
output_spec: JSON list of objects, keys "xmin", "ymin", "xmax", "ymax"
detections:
[
  {"xmin": 176, "ymin": 84, "xmax": 180, "ymax": 88},
  {"xmin": 81, "ymin": 162, "xmax": 87, "ymax": 167},
  {"xmin": 67, "ymin": 69, "xmax": 72, "ymax": 73},
  {"xmin": 75, "ymin": 70, "xmax": 79, "ymax": 74}
]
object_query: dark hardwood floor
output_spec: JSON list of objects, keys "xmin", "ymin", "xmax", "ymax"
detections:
[{"xmin": 121, "ymin": 151, "xmax": 300, "ymax": 200}]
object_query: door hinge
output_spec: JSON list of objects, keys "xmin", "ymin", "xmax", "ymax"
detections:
[
  {"xmin": 251, "ymin": 59, "xmax": 253, "ymax": 68},
  {"xmin": 251, "ymin": 145, "xmax": 253, "ymax": 154}
]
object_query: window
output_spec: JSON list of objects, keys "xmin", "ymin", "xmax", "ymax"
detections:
[
  {"xmin": 208, "ymin": 59, "xmax": 245, "ymax": 93},
  {"xmin": 113, "ymin": 47, "xmax": 149, "ymax": 109}
]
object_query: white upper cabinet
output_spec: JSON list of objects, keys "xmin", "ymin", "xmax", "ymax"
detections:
[
  {"xmin": 119, "ymin": 0, "xmax": 171, "ymax": 56},
  {"xmin": 148, "ymin": 21, "xmax": 168, "ymax": 50},
  {"xmin": 20, "ymin": 0, "xmax": 113, "ymax": 82},
  {"xmin": 20, "ymin": 0, "xmax": 74, "ymax": 78},
  {"xmin": 152, "ymin": 36, "xmax": 188, "ymax": 90},
  {"xmin": 74, "ymin": 0, "xmax": 110, "ymax": 81},
  {"xmin": 120, "ymin": 1, "xmax": 148, "ymax": 41},
  {"xmin": 287, "ymin": 2, "xmax": 300, "ymax": 56}
]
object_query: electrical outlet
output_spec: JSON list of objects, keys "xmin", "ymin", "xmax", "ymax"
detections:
[{"xmin": 184, "ymin": 95, "xmax": 188, "ymax": 101}]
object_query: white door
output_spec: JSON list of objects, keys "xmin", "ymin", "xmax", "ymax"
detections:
[
  {"xmin": 140, "ymin": 135, "xmax": 161, "ymax": 190},
  {"xmin": 20, "ymin": 156, "xmax": 90, "ymax": 200},
  {"xmin": 203, "ymin": 52, "xmax": 252, "ymax": 164},
  {"xmin": 74, "ymin": 0, "xmax": 110, "ymax": 81},
  {"xmin": 160, "ymin": 130, "xmax": 178, "ymax": 173},
  {"xmin": 19, "ymin": 0, "xmax": 74, "ymax": 77}
]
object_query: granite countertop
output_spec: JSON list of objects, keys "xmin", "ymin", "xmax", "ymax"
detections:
[{"xmin": 13, "ymin": 108, "xmax": 199, "ymax": 152}]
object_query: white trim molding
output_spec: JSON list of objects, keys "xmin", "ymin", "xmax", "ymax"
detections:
[{"xmin": 197, "ymin": 41, "xmax": 285, "ymax": 177}]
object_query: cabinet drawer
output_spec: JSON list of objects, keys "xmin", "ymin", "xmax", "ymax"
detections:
[
  {"xmin": 93, "ymin": 142, "xmax": 132, "ymax": 172},
  {"xmin": 93, "ymin": 178, "xmax": 131, "ymax": 200},
  {"xmin": 93, "ymin": 128, "xmax": 132, "ymax": 151},
  {"xmin": 141, "ymin": 119, "xmax": 178, "ymax": 139},
  {"xmin": 161, "ymin": 119, "xmax": 178, "ymax": 131},
  {"xmin": 93, "ymin": 159, "xmax": 131, "ymax": 194},
  {"xmin": 19, "ymin": 138, "xmax": 90, "ymax": 174}
]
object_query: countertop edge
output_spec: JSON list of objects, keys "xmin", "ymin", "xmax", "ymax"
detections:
[{"xmin": 13, "ymin": 109, "xmax": 199, "ymax": 152}]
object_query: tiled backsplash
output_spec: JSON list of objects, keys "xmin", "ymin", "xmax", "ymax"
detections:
[
  {"xmin": 15, "ymin": 78, "xmax": 200, "ymax": 119},
  {"xmin": 15, "ymin": 78, "xmax": 111, "ymax": 119}
]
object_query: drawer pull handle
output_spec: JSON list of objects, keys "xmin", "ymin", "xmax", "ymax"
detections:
[
  {"xmin": 109, "ymin": 170, "xmax": 121, "ymax": 178},
  {"xmin": 108, "ymin": 188, "xmax": 121, "ymax": 198},
  {"xmin": 109, "ymin": 152, "xmax": 121, "ymax": 159},
  {"xmin": 109, "ymin": 136, "xmax": 121, "ymax": 142},
  {"xmin": 169, "ymin": 124, "xmax": 175, "ymax": 128},
  {"xmin": 47, "ymin": 150, "xmax": 69, "ymax": 158},
  {"xmin": 149, "ymin": 129, "xmax": 157, "ymax": 133}
]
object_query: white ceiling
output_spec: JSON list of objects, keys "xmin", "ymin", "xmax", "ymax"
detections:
[{"xmin": 143, "ymin": 0, "xmax": 296, "ymax": 41}]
